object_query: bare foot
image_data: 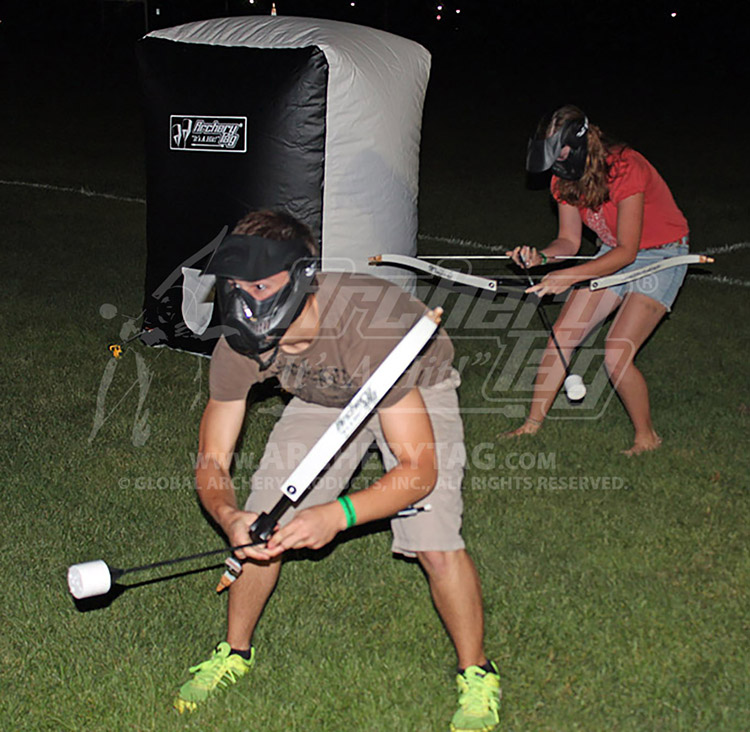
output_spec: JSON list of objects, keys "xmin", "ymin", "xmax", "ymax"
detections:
[
  {"xmin": 499, "ymin": 419, "xmax": 542, "ymax": 440},
  {"xmin": 621, "ymin": 434, "xmax": 662, "ymax": 457}
]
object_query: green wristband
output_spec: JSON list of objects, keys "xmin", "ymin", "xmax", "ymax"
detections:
[
  {"xmin": 337, "ymin": 496, "xmax": 357, "ymax": 529},
  {"xmin": 540, "ymin": 252, "xmax": 548, "ymax": 265}
]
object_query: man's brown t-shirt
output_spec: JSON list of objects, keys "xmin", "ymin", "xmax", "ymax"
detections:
[{"xmin": 209, "ymin": 272, "xmax": 455, "ymax": 409}]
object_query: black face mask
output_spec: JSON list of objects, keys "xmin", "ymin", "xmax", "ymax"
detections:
[
  {"xmin": 550, "ymin": 143, "xmax": 588, "ymax": 180},
  {"xmin": 526, "ymin": 115, "xmax": 589, "ymax": 181},
  {"xmin": 205, "ymin": 232, "xmax": 319, "ymax": 369},
  {"xmin": 215, "ymin": 259, "xmax": 317, "ymax": 369}
]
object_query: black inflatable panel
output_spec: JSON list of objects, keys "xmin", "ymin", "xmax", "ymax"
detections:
[{"xmin": 137, "ymin": 36, "xmax": 328, "ymax": 354}]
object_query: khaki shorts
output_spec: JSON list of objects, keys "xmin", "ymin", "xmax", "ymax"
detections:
[{"xmin": 245, "ymin": 370, "xmax": 466, "ymax": 557}]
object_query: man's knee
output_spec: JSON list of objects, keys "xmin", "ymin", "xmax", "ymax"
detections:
[{"xmin": 416, "ymin": 549, "xmax": 465, "ymax": 579}]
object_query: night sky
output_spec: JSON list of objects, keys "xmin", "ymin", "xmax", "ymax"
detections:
[
  {"xmin": 0, "ymin": 0, "xmax": 745, "ymax": 168},
  {"xmin": 1, "ymin": 0, "xmax": 745, "ymax": 74}
]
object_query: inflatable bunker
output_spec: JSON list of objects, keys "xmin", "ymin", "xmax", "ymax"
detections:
[{"xmin": 136, "ymin": 16, "xmax": 431, "ymax": 354}]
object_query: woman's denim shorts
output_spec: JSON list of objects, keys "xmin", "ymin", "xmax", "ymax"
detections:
[{"xmin": 594, "ymin": 237, "xmax": 689, "ymax": 311}]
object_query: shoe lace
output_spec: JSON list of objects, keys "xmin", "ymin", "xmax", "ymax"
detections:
[
  {"xmin": 458, "ymin": 670, "xmax": 499, "ymax": 715},
  {"xmin": 188, "ymin": 650, "xmax": 239, "ymax": 690}
]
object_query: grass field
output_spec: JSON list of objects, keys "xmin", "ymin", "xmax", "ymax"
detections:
[{"xmin": 1, "ymin": 18, "xmax": 749, "ymax": 732}]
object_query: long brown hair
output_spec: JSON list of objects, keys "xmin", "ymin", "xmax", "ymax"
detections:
[{"xmin": 549, "ymin": 105, "xmax": 626, "ymax": 210}]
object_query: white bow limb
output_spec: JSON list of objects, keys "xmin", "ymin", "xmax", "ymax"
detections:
[
  {"xmin": 369, "ymin": 254, "xmax": 498, "ymax": 292},
  {"xmin": 590, "ymin": 254, "xmax": 715, "ymax": 291},
  {"xmin": 418, "ymin": 255, "xmax": 594, "ymax": 261},
  {"xmin": 278, "ymin": 307, "xmax": 443, "ymax": 502}
]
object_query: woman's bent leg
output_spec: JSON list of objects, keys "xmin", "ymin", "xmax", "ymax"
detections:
[
  {"xmin": 604, "ymin": 292, "xmax": 667, "ymax": 454},
  {"xmin": 502, "ymin": 287, "xmax": 622, "ymax": 437}
]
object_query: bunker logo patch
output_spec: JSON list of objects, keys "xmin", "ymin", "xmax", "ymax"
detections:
[{"xmin": 170, "ymin": 115, "xmax": 247, "ymax": 153}]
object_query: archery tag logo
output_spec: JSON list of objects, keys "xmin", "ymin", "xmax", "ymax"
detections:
[
  {"xmin": 170, "ymin": 115, "xmax": 247, "ymax": 153},
  {"xmin": 418, "ymin": 285, "xmax": 621, "ymax": 421}
]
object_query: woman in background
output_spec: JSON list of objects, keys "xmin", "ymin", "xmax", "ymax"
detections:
[{"xmin": 504, "ymin": 104, "xmax": 689, "ymax": 455}]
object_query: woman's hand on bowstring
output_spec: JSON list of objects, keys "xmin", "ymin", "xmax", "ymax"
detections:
[{"xmin": 506, "ymin": 244, "xmax": 544, "ymax": 269}]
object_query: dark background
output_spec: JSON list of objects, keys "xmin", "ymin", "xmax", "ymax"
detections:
[
  {"xmin": 1, "ymin": 0, "xmax": 744, "ymax": 85},
  {"xmin": 0, "ymin": 0, "xmax": 746, "ymax": 238}
]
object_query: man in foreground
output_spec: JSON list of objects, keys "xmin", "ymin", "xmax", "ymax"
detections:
[{"xmin": 174, "ymin": 209, "xmax": 500, "ymax": 731}]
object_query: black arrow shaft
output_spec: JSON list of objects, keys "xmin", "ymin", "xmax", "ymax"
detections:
[
  {"xmin": 520, "ymin": 259, "xmax": 572, "ymax": 376},
  {"xmin": 115, "ymin": 498, "xmax": 421, "ymax": 579}
]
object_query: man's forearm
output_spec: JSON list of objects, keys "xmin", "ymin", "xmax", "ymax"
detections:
[
  {"xmin": 344, "ymin": 462, "xmax": 436, "ymax": 526},
  {"xmin": 195, "ymin": 461, "xmax": 240, "ymax": 530}
]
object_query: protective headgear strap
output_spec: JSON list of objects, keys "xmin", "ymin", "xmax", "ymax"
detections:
[{"xmin": 205, "ymin": 234, "xmax": 312, "ymax": 281}]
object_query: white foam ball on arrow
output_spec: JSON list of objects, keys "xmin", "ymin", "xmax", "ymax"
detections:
[
  {"xmin": 564, "ymin": 374, "xmax": 587, "ymax": 402},
  {"xmin": 67, "ymin": 560, "xmax": 112, "ymax": 599}
]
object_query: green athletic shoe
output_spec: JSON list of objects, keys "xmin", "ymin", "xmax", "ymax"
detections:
[
  {"xmin": 173, "ymin": 642, "xmax": 255, "ymax": 713},
  {"xmin": 450, "ymin": 662, "xmax": 501, "ymax": 732}
]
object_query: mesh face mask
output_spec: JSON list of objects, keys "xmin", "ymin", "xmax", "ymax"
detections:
[{"xmin": 526, "ymin": 113, "xmax": 589, "ymax": 181}]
